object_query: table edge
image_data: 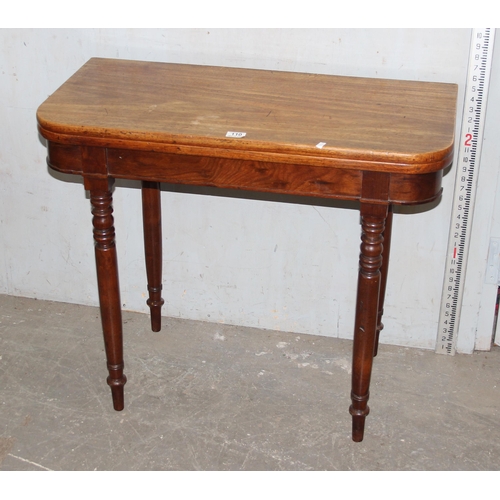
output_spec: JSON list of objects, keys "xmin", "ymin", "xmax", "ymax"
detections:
[{"xmin": 37, "ymin": 123, "xmax": 454, "ymax": 175}]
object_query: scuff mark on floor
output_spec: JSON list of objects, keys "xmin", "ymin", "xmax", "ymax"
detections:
[{"xmin": 0, "ymin": 437, "xmax": 16, "ymax": 466}]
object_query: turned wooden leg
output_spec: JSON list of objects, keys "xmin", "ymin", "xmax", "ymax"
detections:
[
  {"xmin": 141, "ymin": 181, "xmax": 164, "ymax": 332},
  {"xmin": 350, "ymin": 203, "xmax": 388, "ymax": 442},
  {"xmin": 374, "ymin": 204, "xmax": 393, "ymax": 357},
  {"xmin": 90, "ymin": 182, "xmax": 127, "ymax": 410}
]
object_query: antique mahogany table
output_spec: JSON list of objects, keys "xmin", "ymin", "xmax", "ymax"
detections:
[{"xmin": 37, "ymin": 58, "xmax": 457, "ymax": 441}]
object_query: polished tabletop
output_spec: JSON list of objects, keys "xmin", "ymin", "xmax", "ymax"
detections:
[{"xmin": 37, "ymin": 57, "xmax": 457, "ymax": 174}]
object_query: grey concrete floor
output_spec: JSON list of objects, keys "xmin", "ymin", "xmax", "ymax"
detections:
[{"xmin": 0, "ymin": 293, "xmax": 499, "ymax": 470}]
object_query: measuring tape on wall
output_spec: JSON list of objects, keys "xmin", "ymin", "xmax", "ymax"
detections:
[{"xmin": 436, "ymin": 28, "xmax": 496, "ymax": 355}]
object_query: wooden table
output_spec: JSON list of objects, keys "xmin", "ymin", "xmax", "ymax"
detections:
[{"xmin": 37, "ymin": 58, "xmax": 457, "ymax": 442}]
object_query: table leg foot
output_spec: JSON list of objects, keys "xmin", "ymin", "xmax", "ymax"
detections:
[
  {"xmin": 107, "ymin": 364, "xmax": 127, "ymax": 411},
  {"xmin": 350, "ymin": 397, "xmax": 370, "ymax": 442},
  {"xmin": 147, "ymin": 294, "xmax": 163, "ymax": 332}
]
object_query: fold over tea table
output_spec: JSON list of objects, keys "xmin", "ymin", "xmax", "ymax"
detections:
[{"xmin": 37, "ymin": 58, "xmax": 457, "ymax": 441}]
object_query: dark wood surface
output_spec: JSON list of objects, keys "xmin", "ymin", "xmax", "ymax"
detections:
[
  {"xmin": 38, "ymin": 58, "xmax": 456, "ymax": 173},
  {"xmin": 37, "ymin": 58, "xmax": 457, "ymax": 442}
]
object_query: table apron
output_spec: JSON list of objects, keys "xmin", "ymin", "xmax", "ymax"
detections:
[{"xmin": 46, "ymin": 143, "xmax": 444, "ymax": 205}]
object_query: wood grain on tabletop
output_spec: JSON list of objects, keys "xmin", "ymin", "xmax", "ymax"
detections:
[{"xmin": 37, "ymin": 58, "xmax": 458, "ymax": 172}]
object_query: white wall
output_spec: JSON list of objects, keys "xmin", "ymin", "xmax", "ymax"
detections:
[{"xmin": 2, "ymin": 28, "xmax": 495, "ymax": 353}]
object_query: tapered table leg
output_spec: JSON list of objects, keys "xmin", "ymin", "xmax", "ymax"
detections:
[
  {"xmin": 350, "ymin": 202, "xmax": 388, "ymax": 442},
  {"xmin": 141, "ymin": 181, "xmax": 164, "ymax": 332},
  {"xmin": 374, "ymin": 204, "xmax": 393, "ymax": 357},
  {"xmin": 90, "ymin": 182, "xmax": 127, "ymax": 410}
]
